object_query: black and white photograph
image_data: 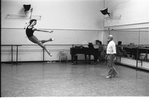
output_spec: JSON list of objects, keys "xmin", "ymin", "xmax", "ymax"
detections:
[{"xmin": 1, "ymin": 0, "xmax": 149, "ymax": 97}]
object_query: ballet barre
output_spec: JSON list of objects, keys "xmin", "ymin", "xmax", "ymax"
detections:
[
  {"xmin": 1, "ymin": 44, "xmax": 97, "ymax": 63},
  {"xmin": 19, "ymin": 44, "xmax": 72, "ymax": 62},
  {"xmin": 122, "ymin": 45, "xmax": 149, "ymax": 70},
  {"xmin": 1, "ymin": 44, "xmax": 22, "ymax": 64},
  {"xmin": 1, "ymin": 44, "xmax": 47, "ymax": 63},
  {"xmin": 1, "ymin": 44, "xmax": 72, "ymax": 63}
]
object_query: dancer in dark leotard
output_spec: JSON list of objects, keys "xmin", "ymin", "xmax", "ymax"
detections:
[{"xmin": 26, "ymin": 19, "xmax": 54, "ymax": 57}]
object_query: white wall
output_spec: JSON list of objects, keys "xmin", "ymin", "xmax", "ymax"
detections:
[
  {"xmin": 1, "ymin": 0, "xmax": 104, "ymax": 45},
  {"xmin": 104, "ymin": 0, "xmax": 149, "ymax": 27},
  {"xmin": 2, "ymin": 0, "xmax": 148, "ymax": 62},
  {"xmin": 1, "ymin": 29, "xmax": 102, "ymax": 44},
  {"xmin": 103, "ymin": 29, "xmax": 149, "ymax": 45},
  {"xmin": 1, "ymin": 0, "xmax": 104, "ymax": 62},
  {"xmin": 1, "ymin": 0, "xmax": 104, "ymax": 30},
  {"xmin": 103, "ymin": 0, "xmax": 149, "ymax": 45}
]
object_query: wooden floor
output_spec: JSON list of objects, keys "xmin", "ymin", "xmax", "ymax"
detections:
[{"xmin": 1, "ymin": 62, "xmax": 149, "ymax": 96}]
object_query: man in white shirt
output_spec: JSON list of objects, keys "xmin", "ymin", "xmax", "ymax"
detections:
[{"xmin": 106, "ymin": 35, "xmax": 118, "ymax": 78}]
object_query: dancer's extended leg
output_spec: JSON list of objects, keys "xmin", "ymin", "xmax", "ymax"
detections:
[
  {"xmin": 40, "ymin": 38, "xmax": 54, "ymax": 44},
  {"xmin": 28, "ymin": 36, "xmax": 52, "ymax": 57},
  {"xmin": 38, "ymin": 43, "xmax": 52, "ymax": 57}
]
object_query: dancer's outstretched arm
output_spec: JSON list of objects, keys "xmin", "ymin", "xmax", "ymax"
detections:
[{"xmin": 34, "ymin": 28, "xmax": 53, "ymax": 33}]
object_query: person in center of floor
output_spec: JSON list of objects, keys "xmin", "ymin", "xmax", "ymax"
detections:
[{"xmin": 106, "ymin": 35, "xmax": 119, "ymax": 78}]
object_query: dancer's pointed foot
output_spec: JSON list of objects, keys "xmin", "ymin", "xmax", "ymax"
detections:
[
  {"xmin": 50, "ymin": 30, "xmax": 53, "ymax": 33},
  {"xmin": 49, "ymin": 53, "xmax": 52, "ymax": 57},
  {"xmin": 49, "ymin": 38, "xmax": 55, "ymax": 41}
]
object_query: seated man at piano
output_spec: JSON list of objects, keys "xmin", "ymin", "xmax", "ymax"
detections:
[
  {"xmin": 96, "ymin": 40, "xmax": 106, "ymax": 61},
  {"xmin": 116, "ymin": 41, "xmax": 128, "ymax": 57},
  {"xmin": 86, "ymin": 41, "xmax": 106, "ymax": 64},
  {"xmin": 87, "ymin": 42, "xmax": 98, "ymax": 64}
]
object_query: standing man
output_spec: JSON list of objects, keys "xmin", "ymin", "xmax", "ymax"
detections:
[{"xmin": 106, "ymin": 35, "xmax": 118, "ymax": 78}]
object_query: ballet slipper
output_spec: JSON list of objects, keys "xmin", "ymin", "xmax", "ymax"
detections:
[
  {"xmin": 51, "ymin": 38, "xmax": 55, "ymax": 41},
  {"xmin": 49, "ymin": 52, "xmax": 52, "ymax": 57},
  {"xmin": 49, "ymin": 38, "xmax": 55, "ymax": 41},
  {"xmin": 49, "ymin": 54, "xmax": 52, "ymax": 57}
]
